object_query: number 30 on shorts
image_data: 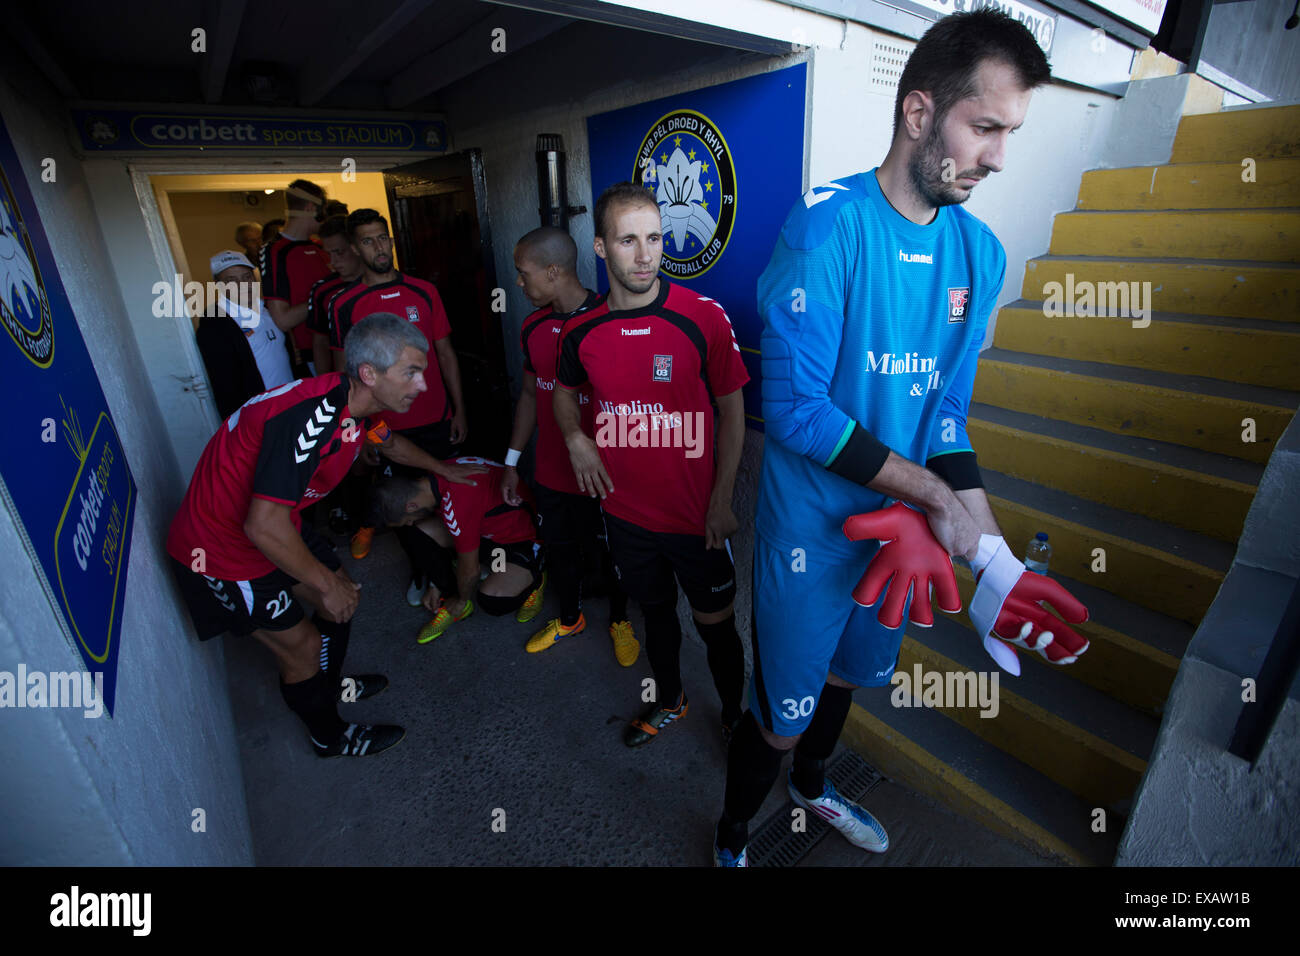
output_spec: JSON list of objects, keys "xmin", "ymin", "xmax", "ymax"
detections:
[{"xmin": 781, "ymin": 695, "xmax": 816, "ymax": 720}]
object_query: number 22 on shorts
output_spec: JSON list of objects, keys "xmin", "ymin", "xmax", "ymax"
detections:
[{"xmin": 265, "ymin": 589, "xmax": 290, "ymax": 619}]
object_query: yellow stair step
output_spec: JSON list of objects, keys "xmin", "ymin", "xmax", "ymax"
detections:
[
  {"xmin": 950, "ymin": 567, "xmax": 1183, "ymax": 718},
  {"xmin": 973, "ymin": 349, "xmax": 1295, "ymax": 465},
  {"xmin": 992, "ymin": 302, "xmax": 1300, "ymax": 390},
  {"xmin": 1022, "ymin": 257, "xmax": 1300, "ymax": 322},
  {"xmin": 840, "ymin": 704, "xmax": 1103, "ymax": 864},
  {"xmin": 983, "ymin": 479, "xmax": 1227, "ymax": 626},
  {"xmin": 967, "ymin": 408, "xmax": 1258, "ymax": 543},
  {"xmin": 1050, "ymin": 210, "xmax": 1300, "ymax": 262},
  {"xmin": 895, "ymin": 636, "xmax": 1149, "ymax": 810},
  {"xmin": 1170, "ymin": 105, "xmax": 1300, "ymax": 164},
  {"xmin": 1077, "ymin": 159, "xmax": 1300, "ymax": 211}
]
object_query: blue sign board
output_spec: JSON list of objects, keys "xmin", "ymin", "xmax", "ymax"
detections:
[
  {"xmin": 71, "ymin": 109, "xmax": 448, "ymax": 154},
  {"xmin": 0, "ymin": 115, "xmax": 135, "ymax": 715},
  {"xmin": 587, "ymin": 64, "xmax": 807, "ymax": 425}
]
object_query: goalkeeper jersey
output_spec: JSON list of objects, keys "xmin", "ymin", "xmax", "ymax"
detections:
[{"xmin": 755, "ymin": 168, "xmax": 1006, "ymax": 560}]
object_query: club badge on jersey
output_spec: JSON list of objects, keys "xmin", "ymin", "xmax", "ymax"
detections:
[
  {"xmin": 948, "ymin": 287, "xmax": 970, "ymax": 323},
  {"xmin": 653, "ymin": 354, "xmax": 673, "ymax": 382}
]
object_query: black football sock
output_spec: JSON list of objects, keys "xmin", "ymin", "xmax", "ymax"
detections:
[
  {"xmin": 792, "ymin": 682, "xmax": 854, "ymax": 799},
  {"xmin": 600, "ymin": 541, "xmax": 629, "ymax": 622},
  {"xmin": 642, "ymin": 599, "xmax": 684, "ymax": 708},
  {"xmin": 695, "ymin": 614, "xmax": 745, "ymax": 726},
  {"xmin": 718, "ymin": 711, "xmax": 785, "ymax": 854},
  {"xmin": 313, "ymin": 615, "xmax": 351, "ymax": 689},
  {"xmin": 608, "ymin": 576, "xmax": 629, "ymax": 624},
  {"xmin": 549, "ymin": 536, "xmax": 583, "ymax": 627},
  {"xmin": 280, "ymin": 669, "xmax": 347, "ymax": 745}
]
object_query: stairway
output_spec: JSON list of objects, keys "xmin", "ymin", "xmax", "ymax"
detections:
[{"xmin": 842, "ymin": 103, "xmax": 1300, "ymax": 865}]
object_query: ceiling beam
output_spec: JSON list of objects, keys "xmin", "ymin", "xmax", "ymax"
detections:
[
  {"xmin": 299, "ymin": 0, "xmax": 436, "ymax": 106},
  {"xmin": 481, "ymin": 0, "xmax": 810, "ymax": 55},
  {"xmin": 385, "ymin": 8, "xmax": 572, "ymax": 108},
  {"xmin": 201, "ymin": 0, "xmax": 248, "ymax": 103},
  {"xmin": 6, "ymin": 9, "xmax": 80, "ymax": 100}
]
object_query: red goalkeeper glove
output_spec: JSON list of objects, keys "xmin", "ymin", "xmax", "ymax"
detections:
[
  {"xmin": 969, "ymin": 535, "xmax": 1090, "ymax": 675},
  {"xmin": 842, "ymin": 502, "xmax": 962, "ymax": 629}
]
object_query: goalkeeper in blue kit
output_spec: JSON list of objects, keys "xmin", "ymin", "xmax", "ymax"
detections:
[{"xmin": 714, "ymin": 10, "xmax": 1090, "ymax": 866}]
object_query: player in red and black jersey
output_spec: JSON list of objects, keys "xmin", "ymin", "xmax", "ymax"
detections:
[
  {"xmin": 305, "ymin": 213, "xmax": 363, "ymax": 377},
  {"xmin": 373, "ymin": 459, "xmax": 545, "ymax": 644},
  {"xmin": 504, "ymin": 226, "xmax": 637, "ymax": 666},
  {"xmin": 329, "ymin": 209, "xmax": 469, "ymax": 584},
  {"xmin": 305, "ymin": 214, "xmax": 368, "ymax": 536},
  {"xmin": 555, "ymin": 183, "xmax": 750, "ymax": 748},
  {"xmin": 259, "ymin": 179, "xmax": 333, "ymax": 377},
  {"xmin": 166, "ymin": 313, "xmax": 486, "ymax": 758}
]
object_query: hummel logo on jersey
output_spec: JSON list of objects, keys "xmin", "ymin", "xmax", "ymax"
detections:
[
  {"xmin": 441, "ymin": 491, "xmax": 461, "ymax": 537},
  {"xmin": 803, "ymin": 182, "xmax": 848, "ymax": 208},
  {"xmin": 294, "ymin": 396, "xmax": 338, "ymax": 463},
  {"xmin": 899, "ymin": 250, "xmax": 933, "ymax": 264},
  {"xmin": 622, "ymin": 327, "xmax": 651, "ymax": 336},
  {"xmin": 652, "ymin": 354, "xmax": 673, "ymax": 382},
  {"xmin": 948, "ymin": 287, "xmax": 970, "ymax": 323},
  {"xmin": 552, "ymin": 326, "xmax": 562, "ymax": 333},
  {"xmin": 380, "ymin": 291, "xmax": 400, "ymax": 299}
]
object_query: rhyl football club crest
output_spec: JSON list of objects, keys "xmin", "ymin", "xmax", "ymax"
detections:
[
  {"xmin": 948, "ymin": 287, "xmax": 970, "ymax": 324},
  {"xmin": 635, "ymin": 109, "xmax": 736, "ymax": 280},
  {"xmin": 0, "ymin": 168, "xmax": 55, "ymax": 368}
]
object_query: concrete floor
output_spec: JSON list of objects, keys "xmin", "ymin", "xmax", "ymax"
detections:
[{"xmin": 224, "ymin": 519, "xmax": 1058, "ymax": 867}]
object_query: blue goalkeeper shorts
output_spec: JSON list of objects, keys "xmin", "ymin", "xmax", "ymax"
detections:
[{"xmin": 748, "ymin": 533, "xmax": 912, "ymax": 736}]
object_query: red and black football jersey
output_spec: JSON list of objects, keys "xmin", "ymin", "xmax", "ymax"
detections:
[
  {"xmin": 260, "ymin": 236, "xmax": 333, "ymax": 352},
  {"xmin": 520, "ymin": 290, "xmax": 600, "ymax": 495},
  {"xmin": 166, "ymin": 374, "xmax": 368, "ymax": 580},
  {"xmin": 305, "ymin": 273, "xmax": 354, "ymax": 339},
  {"xmin": 556, "ymin": 279, "xmax": 749, "ymax": 536},
  {"xmin": 435, "ymin": 459, "xmax": 537, "ymax": 555},
  {"xmin": 327, "ymin": 273, "xmax": 453, "ymax": 430}
]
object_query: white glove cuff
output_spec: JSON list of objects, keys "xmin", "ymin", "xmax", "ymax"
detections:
[
  {"xmin": 969, "ymin": 536, "xmax": 1023, "ymax": 642},
  {"xmin": 504, "ymin": 448, "xmax": 522, "ymax": 467}
]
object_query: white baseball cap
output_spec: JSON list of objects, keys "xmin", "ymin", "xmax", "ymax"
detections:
[{"xmin": 210, "ymin": 250, "xmax": 255, "ymax": 277}]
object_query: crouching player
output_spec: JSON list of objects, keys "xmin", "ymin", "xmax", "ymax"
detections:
[{"xmin": 373, "ymin": 459, "xmax": 546, "ymax": 644}]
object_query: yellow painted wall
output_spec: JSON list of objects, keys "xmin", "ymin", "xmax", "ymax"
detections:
[
  {"xmin": 167, "ymin": 189, "xmax": 282, "ymax": 283},
  {"xmin": 154, "ymin": 171, "xmax": 394, "ymax": 287}
]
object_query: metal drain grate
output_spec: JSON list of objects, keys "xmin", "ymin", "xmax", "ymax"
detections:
[{"xmin": 748, "ymin": 750, "xmax": 884, "ymax": 867}]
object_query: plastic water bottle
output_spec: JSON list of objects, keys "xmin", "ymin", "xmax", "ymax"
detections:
[{"xmin": 1025, "ymin": 533, "xmax": 1051, "ymax": 575}]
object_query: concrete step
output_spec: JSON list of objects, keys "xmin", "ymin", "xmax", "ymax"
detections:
[
  {"xmin": 1021, "ymin": 256, "xmax": 1300, "ymax": 323},
  {"xmin": 844, "ymin": 692, "xmax": 1121, "ymax": 865},
  {"xmin": 973, "ymin": 347, "xmax": 1299, "ymax": 465},
  {"xmin": 1077, "ymin": 159, "xmax": 1300, "ymax": 211},
  {"xmin": 968, "ymin": 402, "xmax": 1260, "ymax": 543},
  {"xmin": 992, "ymin": 300, "xmax": 1300, "ymax": 390},
  {"xmin": 897, "ymin": 614, "xmax": 1156, "ymax": 811},
  {"xmin": 949, "ymin": 563, "xmax": 1188, "ymax": 718},
  {"xmin": 1049, "ymin": 209, "xmax": 1300, "ymax": 262},
  {"xmin": 1169, "ymin": 105, "xmax": 1300, "ymax": 164},
  {"xmin": 982, "ymin": 467, "xmax": 1233, "ymax": 626}
]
